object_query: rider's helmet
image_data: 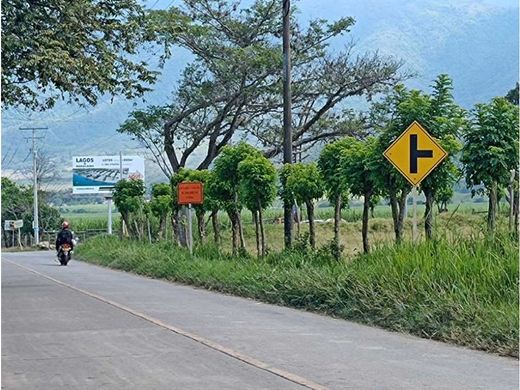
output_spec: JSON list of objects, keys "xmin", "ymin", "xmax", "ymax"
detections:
[{"xmin": 62, "ymin": 221, "xmax": 70, "ymax": 229}]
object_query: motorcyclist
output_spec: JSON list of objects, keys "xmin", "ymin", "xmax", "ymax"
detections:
[{"xmin": 55, "ymin": 221, "xmax": 74, "ymax": 255}]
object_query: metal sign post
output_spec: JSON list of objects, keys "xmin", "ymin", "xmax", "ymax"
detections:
[
  {"xmin": 187, "ymin": 204, "xmax": 193, "ymax": 255},
  {"xmin": 412, "ymin": 186, "xmax": 418, "ymax": 242},
  {"xmin": 177, "ymin": 182, "xmax": 204, "ymax": 256}
]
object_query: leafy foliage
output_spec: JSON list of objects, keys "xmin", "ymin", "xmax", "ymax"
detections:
[
  {"xmin": 280, "ymin": 163, "xmax": 324, "ymax": 207},
  {"xmin": 113, "ymin": 179, "xmax": 146, "ymax": 221},
  {"xmin": 339, "ymin": 137, "xmax": 379, "ymax": 198},
  {"xmin": 212, "ymin": 143, "xmax": 263, "ymax": 210},
  {"xmin": 238, "ymin": 155, "xmax": 277, "ymax": 213},
  {"xmin": 462, "ymin": 97, "xmax": 519, "ymax": 193},
  {"xmin": 2, "ymin": 0, "xmax": 157, "ymax": 110},
  {"xmin": 150, "ymin": 183, "xmax": 172, "ymax": 220},
  {"xmin": 317, "ymin": 138, "xmax": 351, "ymax": 203},
  {"xmin": 1, "ymin": 177, "xmax": 62, "ymax": 238}
]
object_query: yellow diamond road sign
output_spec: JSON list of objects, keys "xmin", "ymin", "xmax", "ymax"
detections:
[{"xmin": 383, "ymin": 121, "xmax": 447, "ymax": 186}]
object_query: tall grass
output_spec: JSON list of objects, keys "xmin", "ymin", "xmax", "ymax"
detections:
[{"xmin": 77, "ymin": 233, "xmax": 518, "ymax": 357}]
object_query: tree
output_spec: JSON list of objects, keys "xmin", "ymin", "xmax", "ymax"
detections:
[
  {"xmin": 318, "ymin": 138, "xmax": 351, "ymax": 257},
  {"xmin": 1, "ymin": 177, "xmax": 61, "ymax": 245},
  {"xmin": 2, "ymin": 0, "xmax": 157, "ymax": 110},
  {"xmin": 213, "ymin": 143, "xmax": 263, "ymax": 254},
  {"xmin": 340, "ymin": 137, "xmax": 379, "ymax": 253},
  {"xmin": 119, "ymin": 0, "xmax": 403, "ymax": 177},
  {"xmin": 281, "ymin": 163, "xmax": 324, "ymax": 249},
  {"xmin": 150, "ymin": 183, "xmax": 172, "ymax": 239},
  {"xmin": 505, "ymin": 82, "xmax": 519, "ymax": 105},
  {"xmin": 113, "ymin": 179, "xmax": 146, "ymax": 237},
  {"xmin": 21, "ymin": 152, "xmax": 59, "ymax": 192},
  {"xmin": 435, "ymin": 179, "xmax": 457, "ymax": 213},
  {"xmin": 373, "ymin": 76, "xmax": 464, "ymax": 240},
  {"xmin": 462, "ymin": 97, "xmax": 519, "ymax": 233},
  {"xmin": 238, "ymin": 155, "xmax": 277, "ymax": 256},
  {"xmin": 419, "ymin": 75, "xmax": 465, "ymax": 239}
]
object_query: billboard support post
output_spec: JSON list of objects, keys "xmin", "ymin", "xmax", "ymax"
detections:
[
  {"xmin": 119, "ymin": 152, "xmax": 123, "ymax": 181},
  {"xmin": 107, "ymin": 196, "xmax": 113, "ymax": 235}
]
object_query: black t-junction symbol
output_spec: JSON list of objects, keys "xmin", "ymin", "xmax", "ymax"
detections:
[{"xmin": 410, "ymin": 134, "xmax": 433, "ymax": 173}]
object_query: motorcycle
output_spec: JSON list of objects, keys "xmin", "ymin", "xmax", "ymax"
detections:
[{"xmin": 57, "ymin": 243, "xmax": 72, "ymax": 266}]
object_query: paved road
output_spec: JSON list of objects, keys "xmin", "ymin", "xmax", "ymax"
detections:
[{"xmin": 2, "ymin": 252, "xmax": 518, "ymax": 389}]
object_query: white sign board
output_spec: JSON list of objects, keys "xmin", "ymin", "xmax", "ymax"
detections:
[
  {"xmin": 72, "ymin": 155, "xmax": 145, "ymax": 195},
  {"xmin": 4, "ymin": 220, "xmax": 23, "ymax": 231}
]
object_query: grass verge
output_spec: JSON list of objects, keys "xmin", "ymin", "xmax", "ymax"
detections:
[{"xmin": 76, "ymin": 234, "xmax": 518, "ymax": 357}]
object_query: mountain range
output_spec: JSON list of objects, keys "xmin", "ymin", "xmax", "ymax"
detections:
[{"xmin": 2, "ymin": 0, "xmax": 518, "ymax": 185}]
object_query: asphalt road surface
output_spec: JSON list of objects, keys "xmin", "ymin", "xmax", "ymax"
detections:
[{"xmin": 2, "ymin": 251, "xmax": 518, "ymax": 389}]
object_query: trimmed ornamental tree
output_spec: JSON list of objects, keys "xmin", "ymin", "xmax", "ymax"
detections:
[
  {"xmin": 318, "ymin": 138, "xmax": 351, "ymax": 257},
  {"xmin": 340, "ymin": 137, "xmax": 380, "ymax": 253},
  {"xmin": 150, "ymin": 183, "xmax": 172, "ymax": 240},
  {"xmin": 113, "ymin": 179, "xmax": 146, "ymax": 238},
  {"xmin": 462, "ymin": 97, "xmax": 519, "ymax": 233},
  {"xmin": 213, "ymin": 143, "xmax": 263, "ymax": 255},
  {"xmin": 238, "ymin": 155, "xmax": 277, "ymax": 257},
  {"xmin": 418, "ymin": 75, "xmax": 465, "ymax": 239},
  {"xmin": 281, "ymin": 163, "xmax": 324, "ymax": 249}
]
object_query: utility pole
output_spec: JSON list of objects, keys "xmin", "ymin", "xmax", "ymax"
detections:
[
  {"xmin": 20, "ymin": 127, "xmax": 47, "ymax": 246},
  {"xmin": 282, "ymin": 0, "xmax": 293, "ymax": 248}
]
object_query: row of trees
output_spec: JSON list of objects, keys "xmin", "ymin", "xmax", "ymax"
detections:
[
  {"xmin": 1, "ymin": 178, "xmax": 62, "ymax": 246},
  {"xmin": 113, "ymin": 75, "xmax": 518, "ymax": 258}
]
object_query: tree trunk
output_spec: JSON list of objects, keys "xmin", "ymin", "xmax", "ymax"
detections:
[
  {"xmin": 196, "ymin": 211, "xmax": 205, "ymax": 243},
  {"xmin": 488, "ymin": 182, "xmax": 498, "ymax": 234},
  {"xmin": 259, "ymin": 207, "xmax": 266, "ymax": 256},
  {"xmin": 227, "ymin": 210, "xmax": 239, "ymax": 255},
  {"xmin": 211, "ymin": 210, "xmax": 221, "ymax": 246},
  {"xmin": 333, "ymin": 195, "xmax": 342, "ymax": 259},
  {"xmin": 362, "ymin": 192, "xmax": 371, "ymax": 253},
  {"xmin": 253, "ymin": 211, "xmax": 260, "ymax": 257},
  {"xmin": 158, "ymin": 216, "xmax": 166, "ymax": 240},
  {"xmin": 424, "ymin": 189, "xmax": 435, "ymax": 240},
  {"xmin": 173, "ymin": 210, "xmax": 187, "ymax": 246},
  {"xmin": 306, "ymin": 200, "xmax": 316, "ymax": 249},
  {"xmin": 237, "ymin": 210, "xmax": 245, "ymax": 250}
]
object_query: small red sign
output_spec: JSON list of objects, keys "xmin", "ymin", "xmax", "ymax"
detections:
[{"xmin": 177, "ymin": 182, "xmax": 204, "ymax": 205}]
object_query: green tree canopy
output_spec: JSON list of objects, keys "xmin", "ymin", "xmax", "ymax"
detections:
[
  {"xmin": 462, "ymin": 97, "xmax": 519, "ymax": 232},
  {"xmin": 2, "ymin": 0, "xmax": 157, "ymax": 110},
  {"xmin": 213, "ymin": 142, "xmax": 263, "ymax": 253},
  {"xmin": 113, "ymin": 179, "xmax": 146, "ymax": 235},
  {"xmin": 238, "ymin": 155, "xmax": 277, "ymax": 256},
  {"xmin": 340, "ymin": 136, "xmax": 380, "ymax": 253},
  {"xmin": 281, "ymin": 162, "xmax": 324, "ymax": 249}
]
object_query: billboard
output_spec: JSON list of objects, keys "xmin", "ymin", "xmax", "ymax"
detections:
[{"xmin": 72, "ymin": 155, "xmax": 145, "ymax": 194}]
